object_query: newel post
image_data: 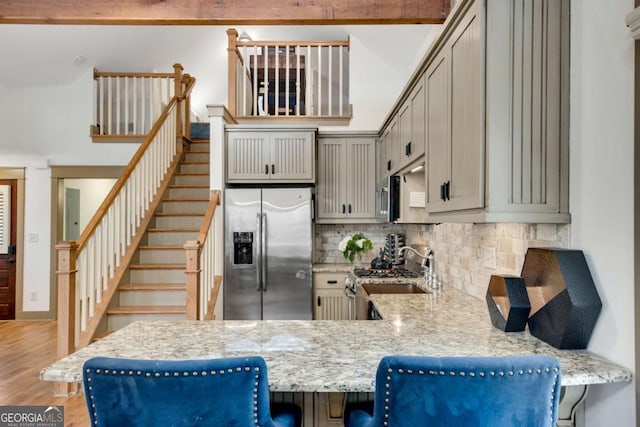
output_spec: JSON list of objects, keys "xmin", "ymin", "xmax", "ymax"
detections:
[
  {"xmin": 183, "ymin": 74, "xmax": 192, "ymax": 140},
  {"xmin": 173, "ymin": 63, "xmax": 184, "ymax": 139},
  {"xmin": 227, "ymin": 29, "xmax": 239, "ymax": 116},
  {"xmin": 184, "ymin": 240, "xmax": 201, "ymax": 320},
  {"xmin": 55, "ymin": 241, "xmax": 78, "ymax": 396}
]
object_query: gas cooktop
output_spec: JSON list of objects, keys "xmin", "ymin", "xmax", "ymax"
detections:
[{"xmin": 352, "ymin": 267, "xmax": 421, "ymax": 279}]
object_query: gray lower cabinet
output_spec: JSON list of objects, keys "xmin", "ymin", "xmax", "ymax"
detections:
[
  {"xmin": 316, "ymin": 136, "xmax": 377, "ymax": 223},
  {"xmin": 313, "ymin": 272, "xmax": 350, "ymax": 320},
  {"xmin": 226, "ymin": 127, "xmax": 316, "ymax": 183}
]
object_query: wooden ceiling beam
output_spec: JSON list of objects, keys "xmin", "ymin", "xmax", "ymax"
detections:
[{"xmin": 0, "ymin": 0, "xmax": 450, "ymax": 25}]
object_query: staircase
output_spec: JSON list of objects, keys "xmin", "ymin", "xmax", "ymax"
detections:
[{"xmin": 103, "ymin": 138, "xmax": 211, "ymax": 333}]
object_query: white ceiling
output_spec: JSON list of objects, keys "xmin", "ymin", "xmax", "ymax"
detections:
[{"xmin": 0, "ymin": 24, "xmax": 440, "ymax": 118}]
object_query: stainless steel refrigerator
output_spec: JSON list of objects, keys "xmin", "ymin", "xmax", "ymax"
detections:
[{"xmin": 224, "ymin": 187, "xmax": 313, "ymax": 320}]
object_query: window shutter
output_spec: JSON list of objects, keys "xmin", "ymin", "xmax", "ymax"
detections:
[{"xmin": 0, "ymin": 185, "xmax": 10, "ymax": 254}]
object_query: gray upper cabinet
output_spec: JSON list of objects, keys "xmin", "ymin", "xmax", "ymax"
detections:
[
  {"xmin": 420, "ymin": 0, "xmax": 569, "ymax": 223},
  {"xmin": 426, "ymin": 1, "xmax": 484, "ymax": 214},
  {"xmin": 317, "ymin": 136, "xmax": 377, "ymax": 223},
  {"xmin": 398, "ymin": 76, "xmax": 426, "ymax": 170},
  {"xmin": 381, "ymin": 119, "xmax": 400, "ymax": 176},
  {"xmin": 425, "ymin": 51, "xmax": 451, "ymax": 212},
  {"xmin": 226, "ymin": 128, "xmax": 316, "ymax": 183}
]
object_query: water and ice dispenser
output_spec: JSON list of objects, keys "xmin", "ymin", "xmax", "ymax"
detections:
[{"xmin": 233, "ymin": 232, "xmax": 254, "ymax": 265}]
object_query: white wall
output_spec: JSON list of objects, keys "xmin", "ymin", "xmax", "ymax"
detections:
[
  {"xmin": 63, "ymin": 178, "xmax": 116, "ymax": 232},
  {"xmin": 570, "ymin": 1, "xmax": 636, "ymax": 425}
]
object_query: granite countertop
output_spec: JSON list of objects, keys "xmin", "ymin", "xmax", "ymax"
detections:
[
  {"xmin": 41, "ymin": 287, "xmax": 631, "ymax": 391},
  {"xmin": 312, "ymin": 263, "xmax": 354, "ymax": 273}
]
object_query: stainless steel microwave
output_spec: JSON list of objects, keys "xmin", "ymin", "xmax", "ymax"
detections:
[{"xmin": 376, "ymin": 175, "xmax": 400, "ymax": 222}]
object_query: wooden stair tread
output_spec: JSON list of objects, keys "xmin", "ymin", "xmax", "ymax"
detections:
[
  {"xmin": 138, "ymin": 245, "xmax": 184, "ymax": 250},
  {"xmin": 168, "ymin": 184, "xmax": 209, "ymax": 189},
  {"xmin": 189, "ymin": 139, "xmax": 209, "ymax": 143},
  {"xmin": 174, "ymin": 172, "xmax": 208, "ymax": 176},
  {"xmin": 107, "ymin": 306, "xmax": 186, "ymax": 315},
  {"xmin": 129, "ymin": 263, "xmax": 186, "ymax": 269},
  {"xmin": 162, "ymin": 198, "xmax": 209, "ymax": 202},
  {"xmin": 154, "ymin": 212, "xmax": 205, "ymax": 217},
  {"xmin": 147, "ymin": 228, "xmax": 199, "ymax": 232},
  {"xmin": 120, "ymin": 283, "xmax": 186, "ymax": 291}
]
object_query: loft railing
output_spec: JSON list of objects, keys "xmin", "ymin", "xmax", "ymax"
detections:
[
  {"xmin": 227, "ymin": 29, "xmax": 352, "ymax": 121},
  {"xmin": 184, "ymin": 190, "xmax": 222, "ymax": 320},
  {"xmin": 55, "ymin": 65, "xmax": 195, "ymax": 396},
  {"xmin": 91, "ymin": 64, "xmax": 192, "ymax": 141}
]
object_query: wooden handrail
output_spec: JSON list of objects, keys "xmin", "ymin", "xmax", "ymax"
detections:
[
  {"xmin": 198, "ymin": 190, "xmax": 220, "ymax": 243},
  {"xmin": 77, "ymin": 74, "xmax": 195, "ymax": 253},
  {"xmin": 237, "ymin": 40, "xmax": 350, "ymax": 47},
  {"xmin": 94, "ymin": 69, "xmax": 175, "ymax": 79},
  {"xmin": 185, "ymin": 190, "xmax": 221, "ymax": 320}
]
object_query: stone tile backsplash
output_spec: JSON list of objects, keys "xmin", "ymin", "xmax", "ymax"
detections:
[{"xmin": 315, "ymin": 222, "xmax": 569, "ymax": 300}]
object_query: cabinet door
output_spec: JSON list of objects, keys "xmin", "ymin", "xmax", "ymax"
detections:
[
  {"xmin": 227, "ymin": 132, "xmax": 270, "ymax": 181},
  {"xmin": 387, "ymin": 119, "xmax": 400, "ymax": 174},
  {"xmin": 410, "ymin": 76, "xmax": 426, "ymax": 161},
  {"xmin": 397, "ymin": 99, "xmax": 412, "ymax": 169},
  {"xmin": 313, "ymin": 272, "xmax": 349, "ymax": 320},
  {"xmin": 376, "ymin": 138, "xmax": 385, "ymax": 184},
  {"xmin": 425, "ymin": 52, "xmax": 451, "ymax": 212},
  {"xmin": 317, "ymin": 139, "xmax": 348, "ymax": 219},
  {"xmin": 346, "ymin": 138, "xmax": 376, "ymax": 219},
  {"xmin": 448, "ymin": 6, "xmax": 484, "ymax": 211},
  {"xmin": 314, "ymin": 290, "xmax": 350, "ymax": 320},
  {"xmin": 270, "ymin": 132, "xmax": 314, "ymax": 181}
]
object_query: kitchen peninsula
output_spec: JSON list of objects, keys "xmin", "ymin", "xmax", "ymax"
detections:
[{"xmin": 42, "ymin": 286, "xmax": 630, "ymax": 426}]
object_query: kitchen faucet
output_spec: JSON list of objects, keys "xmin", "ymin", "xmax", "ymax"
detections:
[{"xmin": 398, "ymin": 246, "xmax": 438, "ymax": 289}]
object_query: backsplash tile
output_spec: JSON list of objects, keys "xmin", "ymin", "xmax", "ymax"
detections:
[{"xmin": 315, "ymin": 222, "xmax": 570, "ymax": 300}]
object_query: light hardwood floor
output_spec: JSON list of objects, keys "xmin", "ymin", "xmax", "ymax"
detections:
[{"xmin": 0, "ymin": 321, "xmax": 90, "ymax": 426}]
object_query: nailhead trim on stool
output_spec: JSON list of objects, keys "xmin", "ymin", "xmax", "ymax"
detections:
[
  {"xmin": 84, "ymin": 363, "xmax": 262, "ymax": 425},
  {"xmin": 382, "ymin": 362, "xmax": 560, "ymax": 425}
]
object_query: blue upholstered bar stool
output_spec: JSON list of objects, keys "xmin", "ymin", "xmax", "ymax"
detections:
[
  {"xmin": 345, "ymin": 355, "xmax": 561, "ymax": 427},
  {"xmin": 82, "ymin": 356, "xmax": 301, "ymax": 427}
]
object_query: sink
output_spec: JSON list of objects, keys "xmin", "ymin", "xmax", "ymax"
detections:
[{"xmin": 362, "ymin": 283, "xmax": 426, "ymax": 295}]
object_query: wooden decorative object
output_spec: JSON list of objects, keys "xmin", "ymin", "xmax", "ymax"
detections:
[
  {"xmin": 521, "ymin": 248, "xmax": 602, "ymax": 349},
  {"xmin": 486, "ymin": 275, "xmax": 530, "ymax": 332}
]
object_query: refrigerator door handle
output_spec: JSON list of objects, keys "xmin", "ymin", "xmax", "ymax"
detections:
[
  {"xmin": 256, "ymin": 213, "xmax": 262, "ymax": 291},
  {"xmin": 261, "ymin": 213, "xmax": 267, "ymax": 292}
]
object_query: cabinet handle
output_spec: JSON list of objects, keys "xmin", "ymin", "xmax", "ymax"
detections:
[
  {"xmin": 271, "ymin": 164, "xmax": 275, "ymax": 174},
  {"xmin": 405, "ymin": 142, "xmax": 412, "ymax": 157},
  {"xmin": 445, "ymin": 181, "xmax": 451, "ymax": 201},
  {"xmin": 348, "ymin": 204, "xmax": 352, "ymax": 214},
  {"xmin": 342, "ymin": 204, "xmax": 346, "ymax": 214},
  {"xmin": 327, "ymin": 280, "xmax": 338, "ymax": 284},
  {"xmin": 387, "ymin": 160, "xmax": 391, "ymax": 171},
  {"xmin": 440, "ymin": 183, "xmax": 445, "ymax": 201},
  {"xmin": 317, "ymin": 296, "xmax": 321, "ymax": 307},
  {"xmin": 265, "ymin": 164, "xmax": 269, "ymax": 174}
]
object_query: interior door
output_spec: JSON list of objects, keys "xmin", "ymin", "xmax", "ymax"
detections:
[
  {"xmin": 64, "ymin": 187, "xmax": 81, "ymax": 241},
  {"xmin": 0, "ymin": 180, "xmax": 17, "ymax": 320}
]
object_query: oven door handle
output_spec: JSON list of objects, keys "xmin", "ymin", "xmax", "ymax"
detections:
[{"xmin": 344, "ymin": 287, "xmax": 356, "ymax": 320}]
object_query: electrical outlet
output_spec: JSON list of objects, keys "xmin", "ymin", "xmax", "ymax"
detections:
[
  {"xmin": 28, "ymin": 233, "xmax": 39, "ymax": 243},
  {"xmin": 30, "ymin": 291, "xmax": 38, "ymax": 302}
]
